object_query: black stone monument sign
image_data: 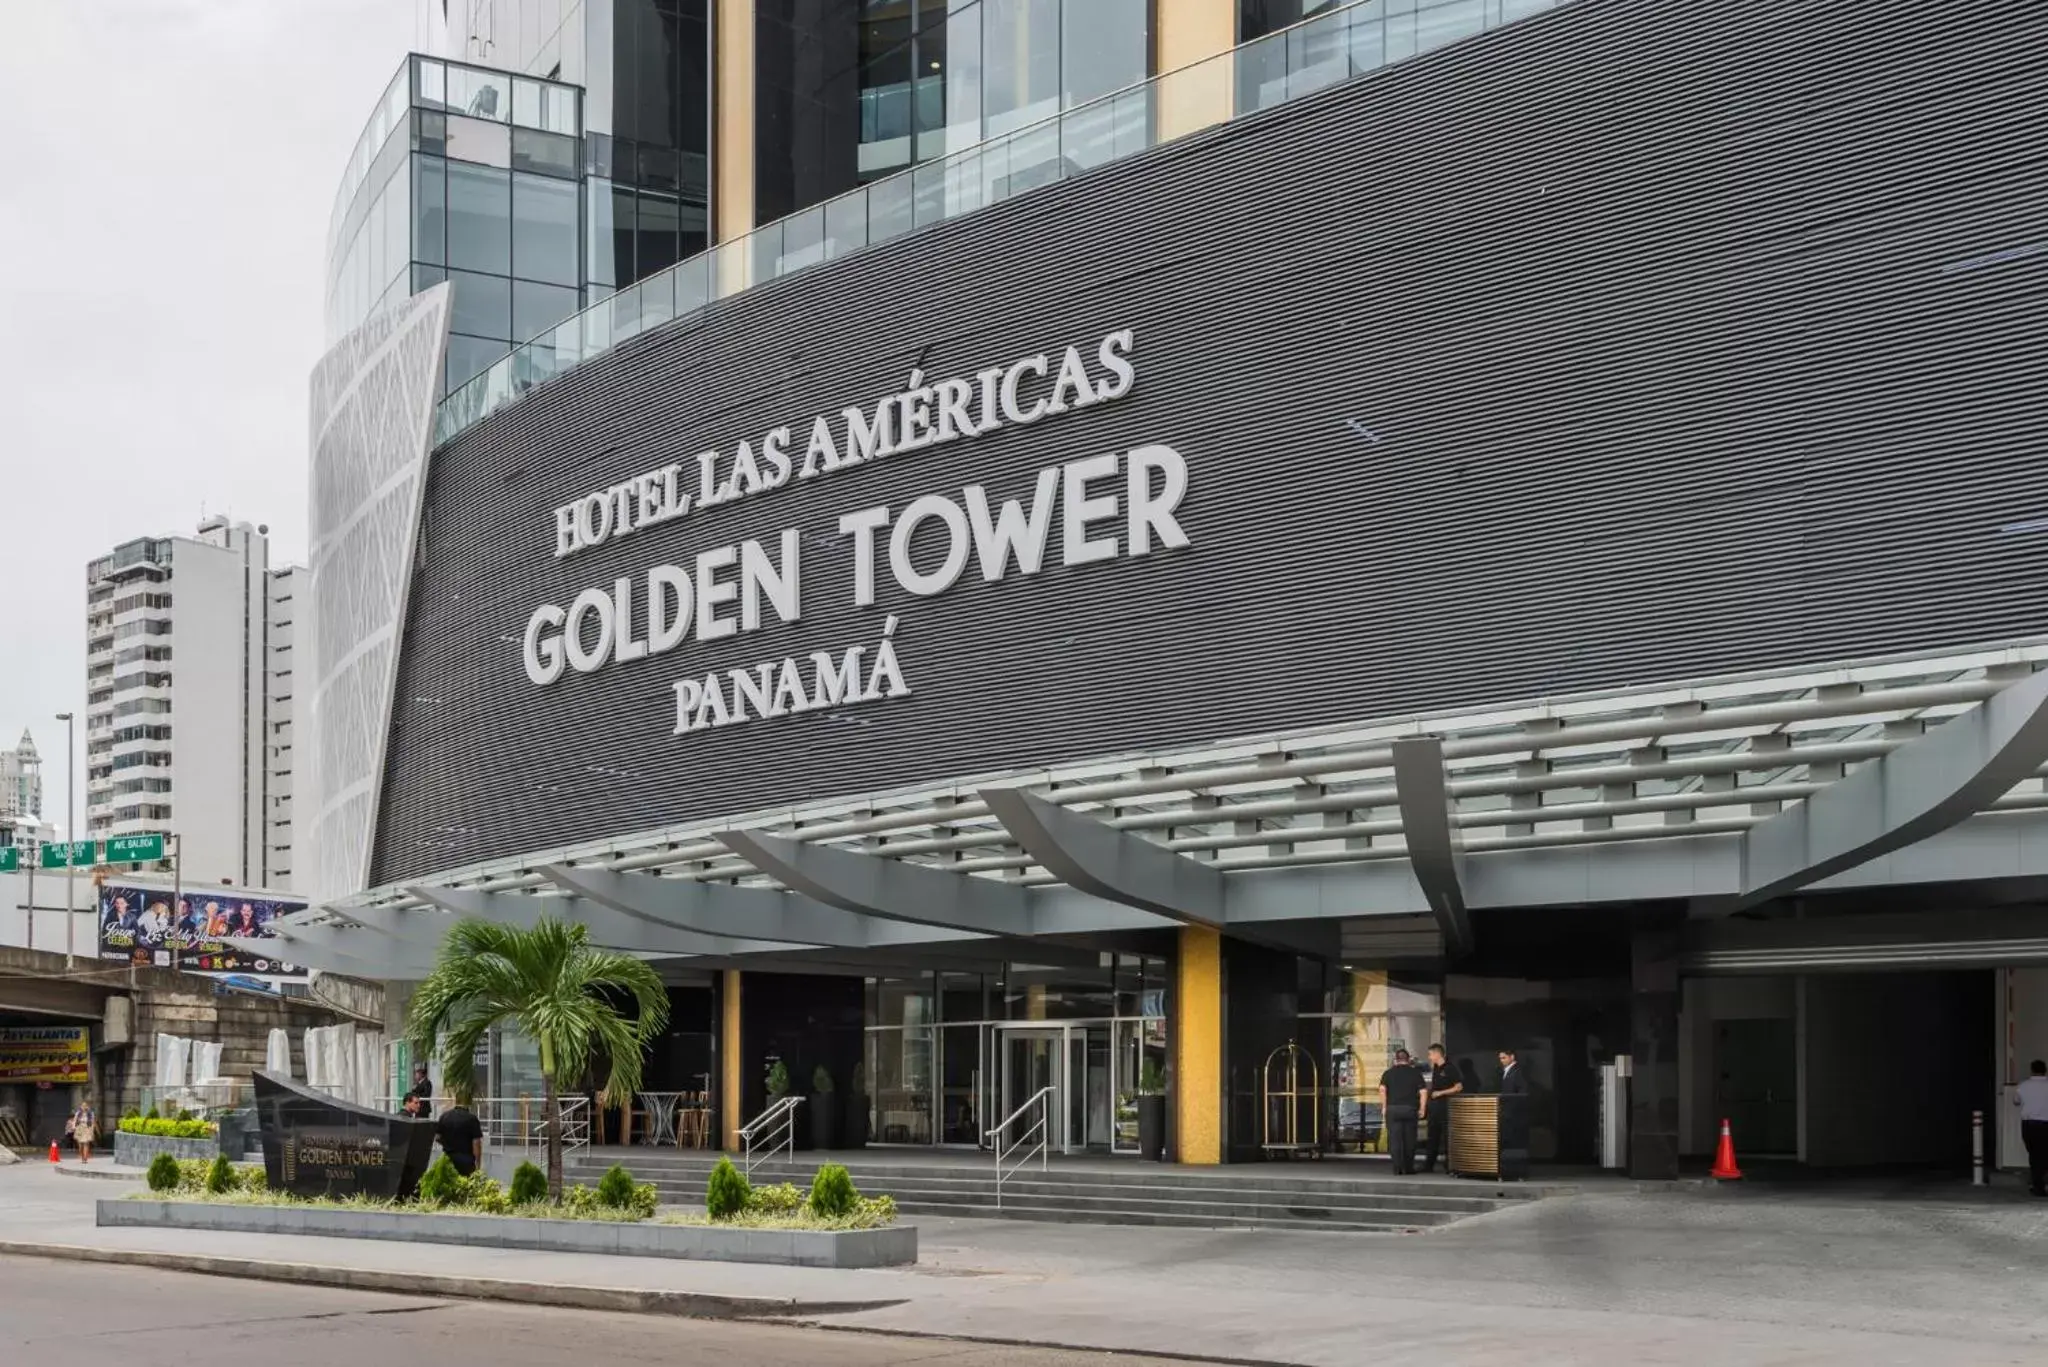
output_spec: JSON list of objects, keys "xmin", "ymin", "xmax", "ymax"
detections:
[{"xmin": 253, "ymin": 1070, "xmax": 437, "ymax": 1200}]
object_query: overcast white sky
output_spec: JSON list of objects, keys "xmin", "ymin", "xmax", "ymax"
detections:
[{"xmin": 0, "ymin": 1, "xmax": 414, "ymax": 831}]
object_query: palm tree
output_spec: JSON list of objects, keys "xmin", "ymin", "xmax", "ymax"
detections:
[{"xmin": 406, "ymin": 916, "xmax": 669, "ymax": 1199}]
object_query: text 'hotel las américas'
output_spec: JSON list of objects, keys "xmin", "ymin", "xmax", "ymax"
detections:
[{"xmin": 520, "ymin": 328, "xmax": 1194, "ymax": 735}]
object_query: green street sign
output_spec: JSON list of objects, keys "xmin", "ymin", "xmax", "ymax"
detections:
[
  {"xmin": 39, "ymin": 841, "xmax": 97, "ymax": 869},
  {"xmin": 105, "ymin": 833, "xmax": 166, "ymax": 863},
  {"xmin": 0, "ymin": 848, "xmax": 19, "ymax": 873}
]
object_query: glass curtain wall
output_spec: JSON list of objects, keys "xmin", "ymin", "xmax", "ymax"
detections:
[
  {"xmin": 585, "ymin": 0, "xmax": 712, "ymax": 302},
  {"xmin": 1298, "ymin": 968, "xmax": 1442, "ymax": 1157},
  {"xmin": 757, "ymin": 0, "xmax": 1149, "ymax": 224},
  {"xmin": 325, "ymin": 63, "xmax": 414, "ymax": 342},
  {"xmin": 1236, "ymin": 0, "xmax": 1537, "ymax": 110},
  {"xmin": 865, "ymin": 954, "xmax": 1168, "ymax": 1154},
  {"xmin": 413, "ymin": 58, "xmax": 586, "ymax": 393},
  {"xmin": 324, "ymin": 55, "xmax": 584, "ymax": 391}
]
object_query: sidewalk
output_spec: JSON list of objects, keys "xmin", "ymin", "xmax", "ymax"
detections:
[{"xmin": 6, "ymin": 1164, "xmax": 2048, "ymax": 1365}]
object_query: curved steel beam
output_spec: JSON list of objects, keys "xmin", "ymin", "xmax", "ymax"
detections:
[
  {"xmin": 229, "ymin": 929, "xmax": 436, "ymax": 980},
  {"xmin": 406, "ymin": 885, "xmax": 757, "ymax": 957},
  {"xmin": 313, "ymin": 904, "xmax": 450, "ymax": 956},
  {"xmin": 1730, "ymin": 667, "xmax": 2048, "ymax": 911},
  {"xmin": 713, "ymin": 829, "xmax": 1033, "ymax": 936},
  {"xmin": 1390, "ymin": 736, "xmax": 1472, "ymax": 955},
  {"xmin": 980, "ymin": 788, "xmax": 1223, "ymax": 927},
  {"xmin": 539, "ymin": 864, "xmax": 974, "ymax": 949}
]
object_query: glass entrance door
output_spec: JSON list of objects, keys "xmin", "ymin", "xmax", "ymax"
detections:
[{"xmin": 997, "ymin": 1025, "xmax": 1070, "ymax": 1153}]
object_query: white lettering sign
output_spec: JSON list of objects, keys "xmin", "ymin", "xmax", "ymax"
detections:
[
  {"xmin": 518, "ymin": 328, "xmax": 1190, "ymax": 738},
  {"xmin": 549, "ymin": 329, "xmax": 1138, "ymax": 559}
]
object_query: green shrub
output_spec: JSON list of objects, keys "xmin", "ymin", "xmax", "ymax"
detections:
[
  {"xmin": 812, "ymin": 1065, "xmax": 833, "ymax": 1093},
  {"xmin": 416, "ymin": 1154, "xmax": 462, "ymax": 1207},
  {"xmin": 746, "ymin": 1181, "xmax": 804, "ymax": 1215},
  {"xmin": 456, "ymin": 1173, "xmax": 511, "ymax": 1214},
  {"xmin": 146, "ymin": 1152, "xmax": 181, "ymax": 1193},
  {"xmin": 204, "ymin": 1154, "xmax": 236, "ymax": 1195},
  {"xmin": 509, "ymin": 1160, "xmax": 548, "ymax": 1206},
  {"xmin": 807, "ymin": 1163, "xmax": 857, "ymax": 1219},
  {"xmin": 852, "ymin": 1194, "xmax": 897, "ymax": 1226},
  {"xmin": 121, "ymin": 1106, "xmax": 141, "ymax": 1121},
  {"xmin": 176, "ymin": 1158, "xmax": 212, "ymax": 1190},
  {"xmin": 175, "ymin": 1108, "xmax": 196, "ymax": 1123},
  {"xmin": 144, "ymin": 1105, "xmax": 159, "ymax": 1121},
  {"xmin": 704, "ymin": 1154, "xmax": 751, "ymax": 1220},
  {"xmin": 118, "ymin": 1116, "xmax": 215, "ymax": 1140},
  {"xmin": 766, "ymin": 1060, "xmax": 790, "ymax": 1098},
  {"xmin": 595, "ymin": 1163, "xmax": 638, "ymax": 1209}
]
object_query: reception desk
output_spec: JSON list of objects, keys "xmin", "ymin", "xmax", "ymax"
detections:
[{"xmin": 1446, "ymin": 1095, "xmax": 1529, "ymax": 1181}]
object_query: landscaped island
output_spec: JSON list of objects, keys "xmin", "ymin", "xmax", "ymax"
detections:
[{"xmin": 106, "ymin": 1153, "xmax": 912, "ymax": 1267}]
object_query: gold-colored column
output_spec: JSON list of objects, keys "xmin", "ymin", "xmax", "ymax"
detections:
[
  {"xmin": 1153, "ymin": 0, "xmax": 1236, "ymax": 140},
  {"xmin": 721, "ymin": 969, "xmax": 743, "ymax": 1151},
  {"xmin": 1175, "ymin": 925, "xmax": 1223, "ymax": 1164},
  {"xmin": 714, "ymin": 0, "xmax": 755, "ymax": 293}
]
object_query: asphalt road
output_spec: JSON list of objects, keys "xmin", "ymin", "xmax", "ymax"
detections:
[{"xmin": 0, "ymin": 1256, "xmax": 1203, "ymax": 1367}]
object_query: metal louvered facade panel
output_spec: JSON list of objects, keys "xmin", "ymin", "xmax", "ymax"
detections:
[{"xmin": 372, "ymin": 0, "xmax": 2048, "ymax": 886}]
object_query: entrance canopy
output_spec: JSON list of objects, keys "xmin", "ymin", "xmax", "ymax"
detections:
[{"xmin": 279, "ymin": 641, "xmax": 2048, "ymax": 978}]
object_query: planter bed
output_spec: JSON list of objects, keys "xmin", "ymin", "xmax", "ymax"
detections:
[
  {"xmin": 112, "ymin": 1132, "xmax": 221, "ymax": 1167},
  {"xmin": 98, "ymin": 1199, "xmax": 917, "ymax": 1268}
]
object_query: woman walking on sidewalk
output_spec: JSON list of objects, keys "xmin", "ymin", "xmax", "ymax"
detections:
[{"xmin": 68, "ymin": 1102, "xmax": 97, "ymax": 1165}]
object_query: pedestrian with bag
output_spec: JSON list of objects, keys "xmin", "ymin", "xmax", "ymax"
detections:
[{"xmin": 67, "ymin": 1101, "xmax": 98, "ymax": 1165}]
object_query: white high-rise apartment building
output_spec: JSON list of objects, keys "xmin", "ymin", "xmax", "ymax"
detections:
[{"xmin": 84, "ymin": 518, "xmax": 302, "ymax": 889}]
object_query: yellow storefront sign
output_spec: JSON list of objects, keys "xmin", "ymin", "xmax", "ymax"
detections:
[{"xmin": 0, "ymin": 1025, "xmax": 90, "ymax": 1085}]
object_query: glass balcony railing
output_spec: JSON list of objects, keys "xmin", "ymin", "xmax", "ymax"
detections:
[{"xmin": 434, "ymin": 0, "xmax": 1562, "ymax": 445}]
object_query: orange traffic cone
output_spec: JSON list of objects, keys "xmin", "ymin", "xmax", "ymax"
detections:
[
  {"xmin": 49, "ymin": 1140, "xmax": 60, "ymax": 1164},
  {"xmin": 1710, "ymin": 1117, "xmax": 1743, "ymax": 1181}
]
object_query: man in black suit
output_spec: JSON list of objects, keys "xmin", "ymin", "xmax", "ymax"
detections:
[{"xmin": 1496, "ymin": 1048, "xmax": 1530, "ymax": 1179}]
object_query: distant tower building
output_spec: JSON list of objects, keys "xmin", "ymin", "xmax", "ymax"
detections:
[{"xmin": 0, "ymin": 731, "xmax": 43, "ymax": 853}]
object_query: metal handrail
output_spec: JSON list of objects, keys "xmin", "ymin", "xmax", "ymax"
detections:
[
  {"xmin": 365, "ymin": 1093, "xmax": 592, "ymax": 1155},
  {"xmin": 984, "ymin": 1085, "xmax": 1055, "ymax": 1211},
  {"xmin": 739, "ymin": 1095, "xmax": 804, "ymax": 1177}
]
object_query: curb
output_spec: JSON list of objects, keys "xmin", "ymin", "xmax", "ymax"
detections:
[
  {"xmin": 808, "ymin": 1322, "xmax": 1313, "ymax": 1367},
  {"xmin": 0, "ymin": 1240, "xmax": 905, "ymax": 1321},
  {"xmin": 51, "ymin": 1165, "xmax": 147, "ymax": 1183}
]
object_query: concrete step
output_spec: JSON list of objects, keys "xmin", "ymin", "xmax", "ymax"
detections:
[
  {"xmin": 895, "ymin": 1189, "xmax": 1474, "ymax": 1225},
  {"xmin": 569, "ymin": 1155, "xmax": 1535, "ymax": 1203},
  {"xmin": 561, "ymin": 1152, "xmax": 1536, "ymax": 1233},
  {"xmin": 613, "ymin": 1172, "xmax": 1503, "ymax": 1218},
  {"xmin": 889, "ymin": 1201, "xmax": 1426, "ymax": 1233}
]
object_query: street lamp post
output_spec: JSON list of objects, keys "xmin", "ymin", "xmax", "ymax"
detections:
[{"xmin": 56, "ymin": 711, "xmax": 74, "ymax": 969}]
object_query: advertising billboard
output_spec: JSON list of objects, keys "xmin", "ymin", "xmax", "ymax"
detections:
[
  {"xmin": 0, "ymin": 1025, "xmax": 91, "ymax": 1085},
  {"xmin": 97, "ymin": 883, "xmax": 308, "ymax": 978}
]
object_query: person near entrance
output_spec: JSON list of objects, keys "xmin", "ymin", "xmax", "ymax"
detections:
[
  {"xmin": 1379, "ymin": 1048, "xmax": 1424, "ymax": 1174},
  {"xmin": 1419, "ymin": 1044, "xmax": 1463, "ymax": 1174},
  {"xmin": 1498, "ymin": 1048, "xmax": 1527, "ymax": 1095},
  {"xmin": 401, "ymin": 1063, "xmax": 434, "ymax": 1118},
  {"xmin": 2016, "ymin": 1058, "xmax": 2048, "ymax": 1197},
  {"xmin": 434, "ymin": 1089, "xmax": 485, "ymax": 1177}
]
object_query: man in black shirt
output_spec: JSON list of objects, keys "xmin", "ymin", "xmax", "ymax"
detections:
[
  {"xmin": 434, "ymin": 1090, "xmax": 484, "ymax": 1177},
  {"xmin": 401, "ymin": 1064, "xmax": 434, "ymax": 1118},
  {"xmin": 1419, "ymin": 1043, "xmax": 1464, "ymax": 1174},
  {"xmin": 1378, "ymin": 1048, "xmax": 1425, "ymax": 1174}
]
